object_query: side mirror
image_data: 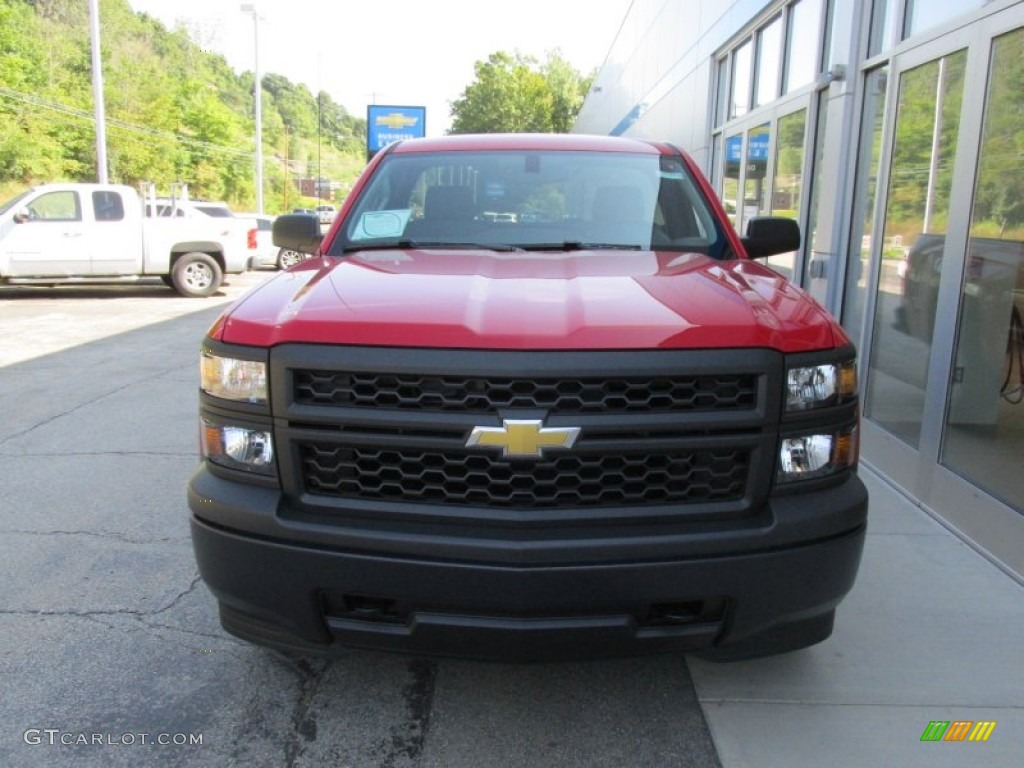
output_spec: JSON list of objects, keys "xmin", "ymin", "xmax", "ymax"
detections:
[
  {"xmin": 12, "ymin": 207, "xmax": 32, "ymax": 224},
  {"xmin": 742, "ymin": 217, "xmax": 801, "ymax": 259},
  {"xmin": 273, "ymin": 214, "xmax": 322, "ymax": 254}
]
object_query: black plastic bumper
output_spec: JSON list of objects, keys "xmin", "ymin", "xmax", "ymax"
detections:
[{"xmin": 189, "ymin": 470, "xmax": 867, "ymax": 662}]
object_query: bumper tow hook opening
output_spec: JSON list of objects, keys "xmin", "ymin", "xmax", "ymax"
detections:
[
  {"xmin": 643, "ymin": 599, "xmax": 726, "ymax": 627},
  {"xmin": 340, "ymin": 594, "xmax": 404, "ymax": 624}
]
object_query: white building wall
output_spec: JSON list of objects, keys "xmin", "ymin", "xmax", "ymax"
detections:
[{"xmin": 575, "ymin": 0, "xmax": 775, "ymax": 174}]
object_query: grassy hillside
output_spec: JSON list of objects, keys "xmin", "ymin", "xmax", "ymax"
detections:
[{"xmin": 0, "ymin": 0, "xmax": 366, "ymax": 212}]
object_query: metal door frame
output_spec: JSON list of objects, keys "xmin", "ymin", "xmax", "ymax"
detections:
[
  {"xmin": 713, "ymin": 89, "xmax": 820, "ymax": 285},
  {"xmin": 858, "ymin": 2, "xmax": 1024, "ymax": 581}
]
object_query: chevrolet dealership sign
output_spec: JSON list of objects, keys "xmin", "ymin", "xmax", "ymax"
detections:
[{"xmin": 367, "ymin": 105, "xmax": 426, "ymax": 155}]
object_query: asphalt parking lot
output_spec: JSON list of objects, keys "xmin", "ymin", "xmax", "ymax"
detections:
[
  {"xmin": 2, "ymin": 270, "xmax": 1022, "ymax": 768},
  {"xmin": 0, "ymin": 271, "xmax": 720, "ymax": 768}
]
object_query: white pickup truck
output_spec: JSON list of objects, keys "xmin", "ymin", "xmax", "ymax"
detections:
[{"xmin": 0, "ymin": 183, "xmax": 248, "ymax": 297}]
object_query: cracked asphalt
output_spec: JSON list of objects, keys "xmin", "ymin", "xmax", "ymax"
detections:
[{"xmin": 0, "ymin": 273, "xmax": 722, "ymax": 768}]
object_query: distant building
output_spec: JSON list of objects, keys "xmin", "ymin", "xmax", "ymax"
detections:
[{"xmin": 296, "ymin": 177, "xmax": 343, "ymax": 200}]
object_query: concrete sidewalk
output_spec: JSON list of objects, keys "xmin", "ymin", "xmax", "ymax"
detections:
[{"xmin": 687, "ymin": 464, "xmax": 1024, "ymax": 767}]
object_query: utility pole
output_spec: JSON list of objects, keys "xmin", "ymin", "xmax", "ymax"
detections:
[
  {"xmin": 283, "ymin": 126, "xmax": 290, "ymax": 210},
  {"xmin": 317, "ymin": 54, "xmax": 322, "ymax": 203},
  {"xmin": 317, "ymin": 90, "xmax": 322, "ymax": 202},
  {"xmin": 240, "ymin": 4, "xmax": 264, "ymax": 214},
  {"xmin": 88, "ymin": 0, "xmax": 108, "ymax": 183}
]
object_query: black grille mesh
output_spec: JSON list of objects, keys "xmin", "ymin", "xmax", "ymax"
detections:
[
  {"xmin": 299, "ymin": 442, "xmax": 749, "ymax": 508},
  {"xmin": 294, "ymin": 371, "xmax": 757, "ymax": 413}
]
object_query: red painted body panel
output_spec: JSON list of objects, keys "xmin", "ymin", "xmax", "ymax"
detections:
[{"xmin": 213, "ymin": 249, "xmax": 840, "ymax": 352}]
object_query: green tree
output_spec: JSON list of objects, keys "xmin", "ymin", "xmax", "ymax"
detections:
[
  {"xmin": 449, "ymin": 50, "xmax": 591, "ymax": 134},
  {"xmin": 971, "ymin": 29, "xmax": 1024, "ymax": 237},
  {"xmin": 543, "ymin": 51, "xmax": 594, "ymax": 134},
  {"xmin": 0, "ymin": 0, "xmax": 369, "ymax": 211},
  {"xmin": 886, "ymin": 51, "xmax": 966, "ymax": 237},
  {"xmin": 263, "ymin": 73, "xmax": 318, "ymax": 139},
  {"xmin": 0, "ymin": 1, "xmax": 60, "ymax": 180}
]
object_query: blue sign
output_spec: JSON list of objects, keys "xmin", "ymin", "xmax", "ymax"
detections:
[
  {"xmin": 747, "ymin": 134, "xmax": 770, "ymax": 162},
  {"xmin": 726, "ymin": 135, "xmax": 743, "ymax": 163},
  {"xmin": 726, "ymin": 133, "xmax": 770, "ymax": 163},
  {"xmin": 609, "ymin": 103, "xmax": 647, "ymax": 136},
  {"xmin": 367, "ymin": 105, "xmax": 426, "ymax": 153}
]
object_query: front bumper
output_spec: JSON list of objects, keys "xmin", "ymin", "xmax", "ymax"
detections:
[{"xmin": 189, "ymin": 468, "xmax": 867, "ymax": 661}]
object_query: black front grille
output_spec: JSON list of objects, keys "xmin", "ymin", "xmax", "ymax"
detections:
[
  {"xmin": 275, "ymin": 346, "xmax": 778, "ymax": 518},
  {"xmin": 293, "ymin": 371, "xmax": 757, "ymax": 413},
  {"xmin": 299, "ymin": 442, "xmax": 749, "ymax": 508}
]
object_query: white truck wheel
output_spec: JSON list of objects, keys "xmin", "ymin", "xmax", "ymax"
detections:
[
  {"xmin": 277, "ymin": 248, "xmax": 304, "ymax": 269},
  {"xmin": 171, "ymin": 252, "xmax": 223, "ymax": 297}
]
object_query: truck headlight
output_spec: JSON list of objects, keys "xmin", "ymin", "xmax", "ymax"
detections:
[
  {"xmin": 201, "ymin": 353, "xmax": 267, "ymax": 403},
  {"xmin": 786, "ymin": 361, "xmax": 856, "ymax": 411},
  {"xmin": 777, "ymin": 427, "xmax": 857, "ymax": 484},
  {"xmin": 202, "ymin": 421, "xmax": 275, "ymax": 475}
]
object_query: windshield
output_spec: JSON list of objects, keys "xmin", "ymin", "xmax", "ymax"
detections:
[
  {"xmin": 0, "ymin": 188, "xmax": 35, "ymax": 217},
  {"xmin": 332, "ymin": 150, "xmax": 728, "ymax": 257}
]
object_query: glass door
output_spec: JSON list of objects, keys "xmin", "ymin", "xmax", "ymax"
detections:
[
  {"xmin": 769, "ymin": 109, "xmax": 809, "ymax": 282},
  {"xmin": 842, "ymin": 66, "xmax": 890, "ymax": 348},
  {"xmin": 857, "ymin": 2, "xmax": 1024, "ymax": 578},
  {"xmin": 862, "ymin": 48, "xmax": 969, "ymax": 449},
  {"xmin": 716, "ymin": 98, "xmax": 815, "ymax": 284},
  {"xmin": 939, "ymin": 24, "xmax": 1024, "ymax": 518}
]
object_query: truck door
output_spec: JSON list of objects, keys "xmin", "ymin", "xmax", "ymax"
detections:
[
  {"xmin": 88, "ymin": 189, "xmax": 142, "ymax": 275},
  {"xmin": 2, "ymin": 190, "xmax": 90, "ymax": 277}
]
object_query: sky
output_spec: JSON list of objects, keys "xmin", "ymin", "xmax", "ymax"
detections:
[{"xmin": 125, "ymin": 0, "xmax": 632, "ymax": 136}]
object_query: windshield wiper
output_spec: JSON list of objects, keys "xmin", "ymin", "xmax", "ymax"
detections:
[
  {"xmin": 339, "ymin": 240, "xmax": 646, "ymax": 255},
  {"xmin": 516, "ymin": 241, "xmax": 645, "ymax": 251},
  {"xmin": 340, "ymin": 240, "xmax": 519, "ymax": 254}
]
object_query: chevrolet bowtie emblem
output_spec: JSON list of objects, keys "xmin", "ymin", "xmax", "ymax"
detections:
[
  {"xmin": 375, "ymin": 112, "xmax": 419, "ymax": 129},
  {"xmin": 466, "ymin": 419, "xmax": 581, "ymax": 458}
]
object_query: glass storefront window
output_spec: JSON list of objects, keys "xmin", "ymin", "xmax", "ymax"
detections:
[
  {"xmin": 842, "ymin": 66, "xmax": 889, "ymax": 337},
  {"xmin": 869, "ymin": 0, "xmax": 899, "ymax": 56},
  {"xmin": 756, "ymin": 16, "xmax": 783, "ymax": 106},
  {"xmin": 785, "ymin": 0, "xmax": 823, "ymax": 92},
  {"xmin": 731, "ymin": 39, "xmax": 753, "ymax": 118},
  {"xmin": 743, "ymin": 123, "xmax": 771, "ymax": 232},
  {"xmin": 716, "ymin": 57, "xmax": 730, "ymax": 126},
  {"xmin": 942, "ymin": 27, "xmax": 1024, "ymax": 516},
  {"xmin": 864, "ymin": 50, "xmax": 967, "ymax": 448},
  {"xmin": 905, "ymin": 1, "xmax": 983, "ymax": 40},
  {"xmin": 711, "ymin": 133, "xmax": 724, "ymax": 198},
  {"xmin": 767, "ymin": 110, "xmax": 808, "ymax": 281},
  {"xmin": 804, "ymin": 89, "xmax": 829, "ymax": 291},
  {"xmin": 723, "ymin": 134, "xmax": 743, "ymax": 228}
]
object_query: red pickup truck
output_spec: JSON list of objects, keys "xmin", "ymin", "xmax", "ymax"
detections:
[{"xmin": 189, "ymin": 134, "xmax": 866, "ymax": 661}]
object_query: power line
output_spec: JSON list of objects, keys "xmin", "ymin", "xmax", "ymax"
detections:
[
  {"xmin": 0, "ymin": 87, "xmax": 255, "ymax": 161},
  {"xmin": 0, "ymin": 86, "xmax": 360, "ymax": 180}
]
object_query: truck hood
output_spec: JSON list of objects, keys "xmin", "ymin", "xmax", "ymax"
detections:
[{"xmin": 213, "ymin": 249, "xmax": 842, "ymax": 352}]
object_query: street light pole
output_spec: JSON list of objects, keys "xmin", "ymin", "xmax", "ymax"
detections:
[
  {"xmin": 317, "ymin": 54, "xmax": 322, "ymax": 203},
  {"xmin": 88, "ymin": 0, "xmax": 108, "ymax": 183},
  {"xmin": 317, "ymin": 91, "xmax": 322, "ymax": 202},
  {"xmin": 240, "ymin": 4, "xmax": 264, "ymax": 214}
]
